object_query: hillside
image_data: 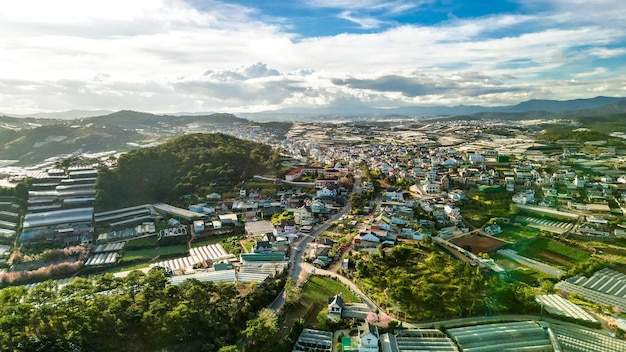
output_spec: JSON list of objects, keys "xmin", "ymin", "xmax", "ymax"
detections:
[
  {"xmin": 504, "ymin": 96, "xmax": 626, "ymax": 113},
  {"xmin": 0, "ymin": 124, "xmax": 144, "ymax": 165},
  {"xmin": 87, "ymin": 110, "xmax": 248, "ymax": 130},
  {"xmin": 95, "ymin": 133, "xmax": 280, "ymax": 209}
]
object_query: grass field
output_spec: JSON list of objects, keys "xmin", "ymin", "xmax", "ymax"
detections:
[
  {"xmin": 105, "ymin": 262, "xmax": 151, "ymax": 273},
  {"xmin": 517, "ymin": 237, "xmax": 590, "ymax": 268},
  {"xmin": 125, "ymin": 236, "xmax": 159, "ymax": 250},
  {"xmin": 493, "ymin": 254, "xmax": 551, "ymax": 284},
  {"xmin": 190, "ymin": 235, "xmax": 235, "ymax": 248},
  {"xmin": 242, "ymin": 239, "xmax": 254, "ymax": 253},
  {"xmin": 302, "ymin": 276, "xmax": 360, "ymax": 303},
  {"xmin": 497, "ymin": 223, "xmax": 541, "ymax": 243},
  {"xmin": 122, "ymin": 245, "xmax": 188, "ymax": 261}
]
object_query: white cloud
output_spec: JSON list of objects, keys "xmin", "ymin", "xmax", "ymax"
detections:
[
  {"xmin": 589, "ymin": 47, "xmax": 626, "ymax": 58},
  {"xmin": 0, "ymin": 0, "xmax": 625, "ymax": 114},
  {"xmin": 338, "ymin": 11, "xmax": 383, "ymax": 29},
  {"xmin": 571, "ymin": 67, "xmax": 608, "ymax": 79}
]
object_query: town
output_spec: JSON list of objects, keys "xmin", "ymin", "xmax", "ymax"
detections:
[{"xmin": 0, "ymin": 116, "xmax": 625, "ymax": 351}]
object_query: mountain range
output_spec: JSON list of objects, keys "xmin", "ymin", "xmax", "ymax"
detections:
[{"xmin": 3, "ymin": 96, "xmax": 626, "ymax": 121}]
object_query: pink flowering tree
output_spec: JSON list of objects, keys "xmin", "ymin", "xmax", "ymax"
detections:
[
  {"xmin": 365, "ymin": 311, "xmax": 378, "ymax": 323},
  {"xmin": 378, "ymin": 313, "xmax": 392, "ymax": 328}
]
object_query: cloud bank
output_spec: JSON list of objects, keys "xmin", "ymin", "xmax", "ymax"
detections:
[{"xmin": 0, "ymin": 0, "xmax": 624, "ymax": 114}]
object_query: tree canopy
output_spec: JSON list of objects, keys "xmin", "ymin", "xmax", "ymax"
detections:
[
  {"xmin": 0, "ymin": 268, "xmax": 284, "ymax": 352},
  {"xmin": 95, "ymin": 133, "xmax": 280, "ymax": 209}
]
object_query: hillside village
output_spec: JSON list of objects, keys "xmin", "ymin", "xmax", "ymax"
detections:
[{"xmin": 1, "ymin": 118, "xmax": 626, "ymax": 351}]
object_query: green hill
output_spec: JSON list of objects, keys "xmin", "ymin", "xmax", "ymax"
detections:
[
  {"xmin": 87, "ymin": 110, "xmax": 248, "ymax": 130},
  {"xmin": 0, "ymin": 124, "xmax": 143, "ymax": 165},
  {"xmin": 95, "ymin": 133, "xmax": 279, "ymax": 209}
]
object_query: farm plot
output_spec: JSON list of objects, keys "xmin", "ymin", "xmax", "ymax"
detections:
[
  {"xmin": 516, "ymin": 237, "xmax": 590, "ymax": 268},
  {"xmin": 450, "ymin": 233, "xmax": 508, "ymax": 254},
  {"xmin": 496, "ymin": 223, "xmax": 541, "ymax": 243}
]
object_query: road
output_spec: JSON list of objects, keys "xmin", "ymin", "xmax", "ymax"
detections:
[
  {"xmin": 269, "ymin": 174, "xmax": 362, "ymax": 311},
  {"xmin": 299, "ymin": 262, "xmax": 384, "ymax": 313},
  {"xmin": 269, "ymin": 202, "xmax": 352, "ymax": 311}
]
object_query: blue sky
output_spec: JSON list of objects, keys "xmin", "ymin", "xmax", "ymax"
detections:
[
  {"xmin": 224, "ymin": 0, "xmax": 528, "ymax": 37},
  {"xmin": 0, "ymin": 0, "xmax": 625, "ymax": 114}
]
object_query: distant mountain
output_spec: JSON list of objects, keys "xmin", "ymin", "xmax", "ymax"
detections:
[
  {"xmin": 501, "ymin": 96, "xmax": 626, "ymax": 113},
  {"xmin": 458, "ymin": 99, "xmax": 626, "ymax": 122},
  {"xmin": 557, "ymin": 100, "xmax": 626, "ymax": 118},
  {"xmin": 241, "ymin": 96, "xmax": 626, "ymax": 120},
  {"xmin": 86, "ymin": 110, "xmax": 248, "ymax": 129}
]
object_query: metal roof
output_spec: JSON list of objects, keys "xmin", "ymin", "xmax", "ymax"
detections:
[{"xmin": 23, "ymin": 207, "xmax": 93, "ymax": 229}]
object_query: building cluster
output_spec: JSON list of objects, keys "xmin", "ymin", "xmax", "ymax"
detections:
[
  {"xmin": 19, "ymin": 166, "xmax": 98, "ymax": 244},
  {"xmin": 291, "ymin": 293, "xmax": 626, "ymax": 352}
]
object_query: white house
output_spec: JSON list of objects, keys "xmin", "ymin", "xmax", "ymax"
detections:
[
  {"xmin": 358, "ymin": 322, "xmax": 380, "ymax": 352},
  {"xmin": 316, "ymin": 187, "xmax": 338, "ymax": 198},
  {"xmin": 328, "ymin": 294, "xmax": 344, "ymax": 319},
  {"xmin": 420, "ymin": 178, "xmax": 441, "ymax": 195},
  {"xmin": 385, "ymin": 188, "xmax": 404, "ymax": 201}
]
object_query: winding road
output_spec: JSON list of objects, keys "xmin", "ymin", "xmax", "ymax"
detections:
[{"xmin": 269, "ymin": 175, "xmax": 361, "ymax": 311}]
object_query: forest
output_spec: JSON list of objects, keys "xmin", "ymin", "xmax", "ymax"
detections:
[
  {"xmin": 0, "ymin": 268, "xmax": 285, "ymax": 352},
  {"xmin": 351, "ymin": 241, "xmax": 539, "ymax": 321},
  {"xmin": 95, "ymin": 133, "xmax": 281, "ymax": 210}
]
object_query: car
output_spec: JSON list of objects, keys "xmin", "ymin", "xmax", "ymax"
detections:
[{"xmin": 296, "ymin": 247, "xmax": 302, "ymax": 252}]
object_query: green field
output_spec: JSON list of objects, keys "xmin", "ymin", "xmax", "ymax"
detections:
[
  {"xmin": 191, "ymin": 235, "xmax": 233, "ymax": 248},
  {"xmin": 125, "ymin": 236, "xmax": 159, "ymax": 250},
  {"xmin": 517, "ymin": 237, "xmax": 590, "ymax": 268},
  {"xmin": 122, "ymin": 245, "xmax": 188, "ymax": 261},
  {"xmin": 302, "ymin": 276, "xmax": 360, "ymax": 303},
  {"xmin": 493, "ymin": 255, "xmax": 552, "ymax": 284},
  {"xmin": 497, "ymin": 223, "xmax": 541, "ymax": 243},
  {"xmin": 105, "ymin": 262, "xmax": 151, "ymax": 273},
  {"xmin": 243, "ymin": 241, "xmax": 254, "ymax": 253}
]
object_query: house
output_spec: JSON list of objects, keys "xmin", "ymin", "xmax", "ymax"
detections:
[
  {"xmin": 358, "ymin": 322, "xmax": 380, "ymax": 352},
  {"xmin": 294, "ymin": 206, "xmax": 314, "ymax": 225},
  {"xmin": 327, "ymin": 294, "xmax": 373, "ymax": 321},
  {"xmin": 358, "ymin": 232, "xmax": 381, "ymax": 247},
  {"xmin": 253, "ymin": 240, "xmax": 272, "ymax": 253},
  {"xmin": 274, "ymin": 219, "xmax": 296, "ymax": 236},
  {"xmin": 328, "ymin": 294, "xmax": 344, "ymax": 318},
  {"xmin": 285, "ymin": 167, "xmax": 304, "ymax": 182},
  {"xmin": 317, "ymin": 187, "xmax": 338, "ymax": 198},
  {"xmin": 420, "ymin": 178, "xmax": 441, "ymax": 195},
  {"xmin": 315, "ymin": 178, "xmax": 339, "ymax": 189},
  {"xmin": 512, "ymin": 190, "xmax": 535, "ymax": 204},
  {"xmin": 484, "ymin": 223, "xmax": 502, "ymax": 235},
  {"xmin": 448, "ymin": 189, "xmax": 465, "ymax": 201},
  {"xmin": 385, "ymin": 188, "xmax": 404, "ymax": 201},
  {"xmin": 505, "ymin": 176, "xmax": 515, "ymax": 192},
  {"xmin": 193, "ymin": 220, "xmax": 205, "ymax": 234},
  {"xmin": 218, "ymin": 213, "xmax": 238, "ymax": 224}
]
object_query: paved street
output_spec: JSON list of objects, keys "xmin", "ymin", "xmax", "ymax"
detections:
[
  {"xmin": 269, "ymin": 202, "xmax": 352, "ymax": 311},
  {"xmin": 269, "ymin": 175, "xmax": 361, "ymax": 311}
]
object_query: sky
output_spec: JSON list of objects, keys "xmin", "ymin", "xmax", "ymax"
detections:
[{"xmin": 1, "ymin": 0, "xmax": 625, "ymax": 115}]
